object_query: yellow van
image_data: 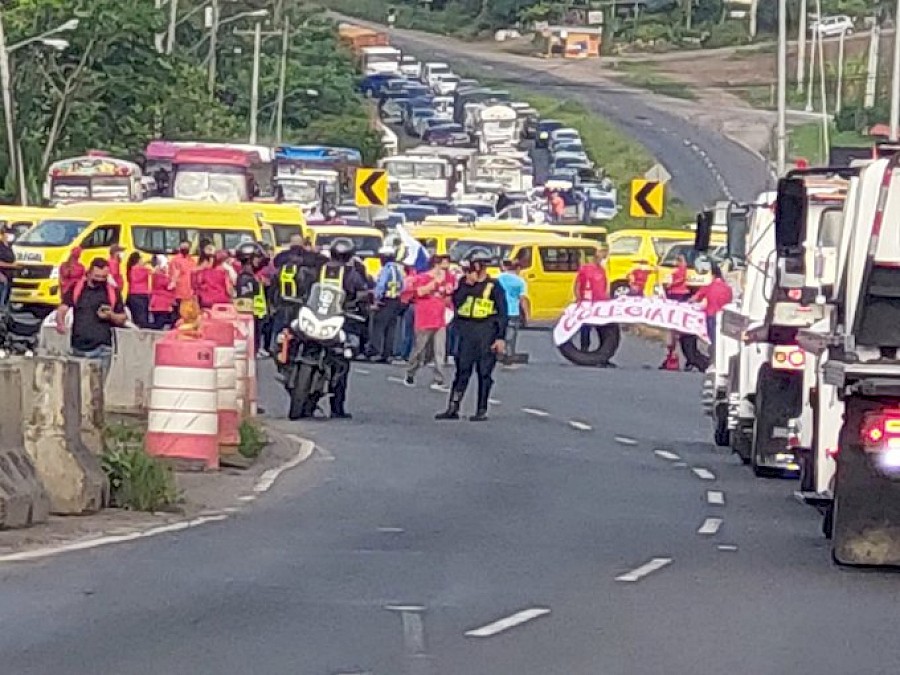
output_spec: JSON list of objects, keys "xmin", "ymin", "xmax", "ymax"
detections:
[
  {"xmin": 408, "ymin": 224, "xmax": 473, "ymax": 256},
  {"xmin": 449, "ymin": 231, "xmax": 597, "ymax": 324},
  {"xmin": 606, "ymin": 228, "xmax": 694, "ymax": 297},
  {"xmin": 0, "ymin": 206, "xmax": 55, "ymax": 239},
  {"xmin": 474, "ymin": 221, "xmax": 608, "ymax": 245},
  {"xmin": 308, "ymin": 224, "xmax": 385, "ymax": 278},
  {"xmin": 11, "ymin": 201, "xmax": 276, "ymax": 311},
  {"xmin": 226, "ymin": 202, "xmax": 308, "ymax": 250},
  {"xmin": 655, "ymin": 236, "xmax": 728, "ymax": 291}
]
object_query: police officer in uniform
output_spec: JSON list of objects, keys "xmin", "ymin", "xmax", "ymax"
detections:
[
  {"xmin": 271, "ymin": 236, "xmax": 326, "ymax": 348},
  {"xmin": 319, "ymin": 238, "xmax": 369, "ymax": 419},
  {"xmin": 436, "ymin": 250, "xmax": 508, "ymax": 421},
  {"xmin": 234, "ymin": 242, "xmax": 267, "ymax": 354},
  {"xmin": 370, "ymin": 245, "xmax": 405, "ymax": 362}
]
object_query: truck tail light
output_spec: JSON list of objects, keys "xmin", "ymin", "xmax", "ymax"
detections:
[
  {"xmin": 788, "ymin": 289, "xmax": 802, "ymax": 300},
  {"xmin": 860, "ymin": 411, "xmax": 900, "ymax": 451},
  {"xmin": 772, "ymin": 345, "xmax": 806, "ymax": 370}
]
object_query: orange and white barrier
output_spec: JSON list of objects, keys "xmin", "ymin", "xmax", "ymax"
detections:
[
  {"xmin": 209, "ymin": 304, "xmax": 258, "ymax": 417},
  {"xmin": 146, "ymin": 336, "xmax": 219, "ymax": 469},
  {"xmin": 201, "ymin": 318, "xmax": 239, "ymax": 449}
]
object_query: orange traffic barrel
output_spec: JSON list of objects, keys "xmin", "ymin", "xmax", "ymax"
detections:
[{"xmin": 201, "ymin": 317, "xmax": 240, "ymax": 450}]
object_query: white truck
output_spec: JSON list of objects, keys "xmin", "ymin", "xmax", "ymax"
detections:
[
  {"xmin": 777, "ymin": 156, "xmax": 900, "ymax": 566},
  {"xmin": 733, "ymin": 173, "xmax": 850, "ymax": 476},
  {"xmin": 475, "ymin": 105, "xmax": 518, "ymax": 154},
  {"xmin": 360, "ymin": 46, "xmax": 401, "ymax": 75}
]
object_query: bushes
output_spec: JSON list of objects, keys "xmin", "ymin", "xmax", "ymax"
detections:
[
  {"xmin": 102, "ymin": 422, "xmax": 179, "ymax": 512},
  {"xmin": 702, "ymin": 21, "xmax": 752, "ymax": 49},
  {"xmin": 239, "ymin": 420, "xmax": 268, "ymax": 460}
]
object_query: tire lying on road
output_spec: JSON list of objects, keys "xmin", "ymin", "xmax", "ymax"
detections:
[{"xmin": 557, "ymin": 325, "xmax": 620, "ymax": 366}]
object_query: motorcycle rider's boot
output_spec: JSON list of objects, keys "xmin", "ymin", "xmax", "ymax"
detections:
[
  {"xmin": 435, "ymin": 391, "xmax": 463, "ymax": 420},
  {"xmin": 469, "ymin": 381, "xmax": 492, "ymax": 422}
]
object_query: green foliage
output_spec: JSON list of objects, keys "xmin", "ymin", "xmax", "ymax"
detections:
[
  {"xmin": 102, "ymin": 422, "xmax": 179, "ymax": 512},
  {"xmin": 702, "ymin": 21, "xmax": 752, "ymax": 49},
  {"xmin": 238, "ymin": 420, "xmax": 268, "ymax": 459}
]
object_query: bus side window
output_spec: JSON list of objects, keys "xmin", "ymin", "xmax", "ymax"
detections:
[{"xmin": 81, "ymin": 224, "xmax": 121, "ymax": 251}]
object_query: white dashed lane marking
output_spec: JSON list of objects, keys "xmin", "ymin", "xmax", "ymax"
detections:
[
  {"xmin": 654, "ymin": 450, "xmax": 681, "ymax": 461},
  {"xmin": 707, "ymin": 490, "xmax": 725, "ymax": 506},
  {"xmin": 464, "ymin": 608, "xmax": 551, "ymax": 638},
  {"xmin": 697, "ymin": 518, "xmax": 723, "ymax": 535},
  {"xmin": 522, "ymin": 407, "xmax": 550, "ymax": 417},
  {"xmin": 615, "ymin": 557, "xmax": 673, "ymax": 583},
  {"xmin": 692, "ymin": 468, "xmax": 716, "ymax": 481},
  {"xmin": 718, "ymin": 544, "xmax": 738, "ymax": 552},
  {"xmin": 569, "ymin": 421, "xmax": 592, "ymax": 431},
  {"xmin": 614, "ymin": 436, "xmax": 638, "ymax": 446}
]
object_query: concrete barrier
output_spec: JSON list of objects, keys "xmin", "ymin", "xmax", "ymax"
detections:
[
  {"xmin": 76, "ymin": 358, "xmax": 106, "ymax": 456},
  {"xmin": 0, "ymin": 361, "xmax": 50, "ymax": 528},
  {"xmin": 24, "ymin": 357, "xmax": 108, "ymax": 514},
  {"xmin": 37, "ymin": 325, "xmax": 71, "ymax": 357},
  {"xmin": 105, "ymin": 328, "xmax": 167, "ymax": 415}
]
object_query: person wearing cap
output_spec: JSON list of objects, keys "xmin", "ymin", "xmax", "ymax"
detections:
[
  {"xmin": 108, "ymin": 244, "xmax": 126, "ymax": 290},
  {"xmin": 405, "ymin": 253, "xmax": 454, "ymax": 388},
  {"xmin": 435, "ymin": 251, "xmax": 507, "ymax": 421},
  {"xmin": 370, "ymin": 245, "xmax": 405, "ymax": 363}
]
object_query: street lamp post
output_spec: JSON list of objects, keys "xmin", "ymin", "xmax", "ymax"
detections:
[
  {"xmin": 207, "ymin": 5, "xmax": 267, "ymax": 99},
  {"xmin": 250, "ymin": 20, "xmax": 261, "ymax": 144},
  {"xmin": 275, "ymin": 15, "xmax": 289, "ymax": 145},
  {"xmin": 0, "ymin": 14, "xmax": 77, "ymax": 205}
]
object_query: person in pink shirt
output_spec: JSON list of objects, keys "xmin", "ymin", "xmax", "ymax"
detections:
[
  {"xmin": 169, "ymin": 239, "xmax": 197, "ymax": 313},
  {"xmin": 108, "ymin": 244, "xmax": 125, "ymax": 290},
  {"xmin": 691, "ymin": 263, "xmax": 734, "ymax": 353},
  {"xmin": 149, "ymin": 255, "xmax": 176, "ymax": 330},
  {"xmin": 194, "ymin": 250, "xmax": 233, "ymax": 309},
  {"xmin": 405, "ymin": 254, "xmax": 455, "ymax": 388},
  {"xmin": 125, "ymin": 251, "xmax": 152, "ymax": 328}
]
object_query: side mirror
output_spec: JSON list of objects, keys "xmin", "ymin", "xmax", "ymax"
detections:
[
  {"xmin": 813, "ymin": 247, "xmax": 826, "ymax": 280},
  {"xmin": 694, "ymin": 210, "xmax": 712, "ymax": 251},
  {"xmin": 775, "ymin": 177, "xmax": 806, "ymax": 256},
  {"xmin": 727, "ymin": 203, "xmax": 749, "ymax": 263}
]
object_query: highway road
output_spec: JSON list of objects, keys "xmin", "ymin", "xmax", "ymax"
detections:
[
  {"xmin": 1, "ymin": 334, "xmax": 899, "ymax": 674},
  {"xmin": 353, "ymin": 18, "xmax": 775, "ymax": 209}
]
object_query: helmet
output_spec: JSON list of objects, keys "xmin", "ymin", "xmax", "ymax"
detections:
[
  {"xmin": 330, "ymin": 237, "xmax": 355, "ymax": 262},
  {"xmin": 462, "ymin": 247, "xmax": 494, "ymax": 271},
  {"xmin": 235, "ymin": 241, "xmax": 265, "ymax": 264}
]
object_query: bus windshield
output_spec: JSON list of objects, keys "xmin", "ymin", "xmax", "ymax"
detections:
[
  {"xmin": 314, "ymin": 234, "xmax": 382, "ymax": 257},
  {"xmin": 272, "ymin": 224, "xmax": 303, "ymax": 246},
  {"xmin": 15, "ymin": 219, "xmax": 91, "ymax": 247},
  {"xmin": 174, "ymin": 168, "xmax": 247, "ymax": 202},
  {"xmin": 449, "ymin": 241, "xmax": 513, "ymax": 263}
]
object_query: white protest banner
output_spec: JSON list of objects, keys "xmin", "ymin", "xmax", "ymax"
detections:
[{"xmin": 552, "ymin": 296, "xmax": 709, "ymax": 346}]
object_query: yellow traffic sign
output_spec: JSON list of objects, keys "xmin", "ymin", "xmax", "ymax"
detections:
[
  {"xmin": 629, "ymin": 179, "xmax": 665, "ymax": 218},
  {"xmin": 355, "ymin": 168, "xmax": 389, "ymax": 207}
]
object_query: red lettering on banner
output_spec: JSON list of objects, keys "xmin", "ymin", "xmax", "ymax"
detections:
[{"xmin": 625, "ymin": 305, "xmax": 643, "ymax": 318}]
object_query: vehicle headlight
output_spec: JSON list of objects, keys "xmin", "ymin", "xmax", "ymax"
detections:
[
  {"xmin": 339, "ymin": 329, "xmax": 347, "ymax": 342},
  {"xmin": 317, "ymin": 324, "xmax": 340, "ymax": 340},
  {"xmin": 539, "ymin": 132, "xmax": 548, "ymax": 139},
  {"xmin": 49, "ymin": 266, "xmax": 59, "ymax": 280}
]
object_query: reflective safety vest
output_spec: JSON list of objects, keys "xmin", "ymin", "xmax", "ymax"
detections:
[
  {"xmin": 383, "ymin": 263, "xmax": 402, "ymax": 299},
  {"xmin": 319, "ymin": 264, "xmax": 345, "ymax": 289},
  {"xmin": 253, "ymin": 285, "xmax": 267, "ymax": 318},
  {"xmin": 457, "ymin": 282, "xmax": 496, "ymax": 319},
  {"xmin": 279, "ymin": 264, "xmax": 298, "ymax": 298}
]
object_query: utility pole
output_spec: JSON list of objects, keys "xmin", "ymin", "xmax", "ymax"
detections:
[
  {"xmin": 892, "ymin": 0, "xmax": 900, "ymax": 140},
  {"xmin": 749, "ymin": 0, "xmax": 759, "ymax": 39},
  {"xmin": 250, "ymin": 21, "xmax": 261, "ymax": 144},
  {"xmin": 836, "ymin": 27, "xmax": 845, "ymax": 113},
  {"xmin": 207, "ymin": 0, "xmax": 219, "ymax": 99},
  {"xmin": 797, "ymin": 0, "xmax": 807, "ymax": 93},
  {"xmin": 275, "ymin": 15, "xmax": 290, "ymax": 145},
  {"xmin": 805, "ymin": 24, "xmax": 816, "ymax": 112},
  {"xmin": 776, "ymin": 0, "xmax": 787, "ymax": 175},
  {"xmin": 865, "ymin": 21, "xmax": 880, "ymax": 109},
  {"xmin": 0, "ymin": 13, "xmax": 21, "ymax": 204},
  {"xmin": 815, "ymin": 0, "xmax": 829, "ymax": 161},
  {"xmin": 166, "ymin": 0, "xmax": 178, "ymax": 54}
]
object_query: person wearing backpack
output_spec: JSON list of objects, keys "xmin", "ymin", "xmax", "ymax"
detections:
[{"xmin": 56, "ymin": 258, "xmax": 127, "ymax": 377}]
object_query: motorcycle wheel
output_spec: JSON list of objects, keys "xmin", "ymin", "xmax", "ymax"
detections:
[{"xmin": 288, "ymin": 363, "xmax": 316, "ymax": 420}]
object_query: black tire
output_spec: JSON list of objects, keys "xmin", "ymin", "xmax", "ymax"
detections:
[
  {"xmin": 823, "ymin": 503, "xmax": 834, "ymax": 540},
  {"xmin": 557, "ymin": 325, "xmax": 620, "ymax": 366},
  {"xmin": 714, "ymin": 404, "xmax": 730, "ymax": 447},
  {"xmin": 731, "ymin": 426, "xmax": 752, "ymax": 464},
  {"xmin": 288, "ymin": 364, "xmax": 315, "ymax": 421},
  {"xmin": 751, "ymin": 365, "xmax": 801, "ymax": 477}
]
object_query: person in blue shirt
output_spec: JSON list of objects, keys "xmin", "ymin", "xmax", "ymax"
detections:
[
  {"xmin": 370, "ymin": 246, "xmax": 406, "ymax": 363},
  {"xmin": 497, "ymin": 259, "xmax": 527, "ymax": 358}
]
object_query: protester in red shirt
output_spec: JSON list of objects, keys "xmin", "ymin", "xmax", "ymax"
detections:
[
  {"xmin": 627, "ymin": 260, "xmax": 652, "ymax": 296},
  {"xmin": 59, "ymin": 246, "xmax": 86, "ymax": 297},
  {"xmin": 573, "ymin": 246, "xmax": 619, "ymax": 367},
  {"xmin": 108, "ymin": 244, "xmax": 125, "ymax": 290},
  {"xmin": 125, "ymin": 251, "xmax": 152, "ymax": 328},
  {"xmin": 666, "ymin": 254, "xmax": 690, "ymax": 301},
  {"xmin": 149, "ymin": 255, "xmax": 176, "ymax": 330},
  {"xmin": 405, "ymin": 254, "xmax": 455, "ymax": 388},
  {"xmin": 194, "ymin": 250, "xmax": 233, "ymax": 309},
  {"xmin": 550, "ymin": 191, "xmax": 565, "ymax": 223},
  {"xmin": 691, "ymin": 264, "xmax": 734, "ymax": 352},
  {"xmin": 169, "ymin": 239, "xmax": 196, "ymax": 313}
]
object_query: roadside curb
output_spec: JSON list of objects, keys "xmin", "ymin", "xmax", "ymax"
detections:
[{"xmin": 0, "ymin": 428, "xmax": 317, "ymax": 564}]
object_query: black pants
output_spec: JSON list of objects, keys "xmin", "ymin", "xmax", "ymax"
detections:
[
  {"xmin": 452, "ymin": 327, "xmax": 497, "ymax": 405},
  {"xmin": 679, "ymin": 334, "xmax": 710, "ymax": 371},
  {"xmin": 151, "ymin": 311, "xmax": 175, "ymax": 330},
  {"xmin": 127, "ymin": 294, "xmax": 150, "ymax": 328},
  {"xmin": 331, "ymin": 356, "xmax": 350, "ymax": 414},
  {"xmin": 371, "ymin": 298, "xmax": 403, "ymax": 360},
  {"xmin": 579, "ymin": 324, "xmax": 621, "ymax": 364}
]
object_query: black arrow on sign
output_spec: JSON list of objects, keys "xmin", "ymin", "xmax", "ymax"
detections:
[
  {"xmin": 635, "ymin": 181, "xmax": 660, "ymax": 216},
  {"xmin": 360, "ymin": 171, "xmax": 385, "ymax": 206}
]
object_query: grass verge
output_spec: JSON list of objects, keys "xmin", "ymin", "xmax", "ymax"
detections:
[
  {"xmin": 102, "ymin": 422, "xmax": 179, "ymax": 512},
  {"xmin": 239, "ymin": 420, "xmax": 268, "ymax": 460},
  {"xmin": 612, "ymin": 63, "xmax": 698, "ymax": 101},
  {"xmin": 789, "ymin": 122, "xmax": 870, "ymax": 165}
]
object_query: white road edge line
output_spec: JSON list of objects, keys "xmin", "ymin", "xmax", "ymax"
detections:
[
  {"xmin": 614, "ymin": 436, "xmax": 638, "ymax": 446},
  {"xmin": 697, "ymin": 518, "xmax": 723, "ymax": 535},
  {"xmin": 464, "ymin": 607, "xmax": 551, "ymax": 638},
  {"xmin": 707, "ymin": 490, "xmax": 725, "ymax": 506},
  {"xmin": 654, "ymin": 450, "xmax": 681, "ymax": 461},
  {"xmin": 522, "ymin": 407, "xmax": 550, "ymax": 417},
  {"xmin": 387, "ymin": 376, "xmax": 406, "ymax": 384},
  {"xmin": 569, "ymin": 421, "xmax": 592, "ymax": 431},
  {"xmin": 0, "ymin": 435, "xmax": 317, "ymax": 565},
  {"xmin": 355, "ymin": 368, "xmax": 371, "ymax": 375},
  {"xmin": 489, "ymin": 398, "xmax": 502, "ymax": 405},
  {"xmin": 615, "ymin": 557, "xmax": 672, "ymax": 582},
  {"xmin": 692, "ymin": 467, "xmax": 716, "ymax": 481}
]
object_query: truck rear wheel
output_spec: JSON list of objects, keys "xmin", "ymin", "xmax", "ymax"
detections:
[
  {"xmin": 832, "ymin": 396, "xmax": 900, "ymax": 566},
  {"xmin": 714, "ymin": 403, "xmax": 730, "ymax": 447},
  {"xmin": 751, "ymin": 364, "xmax": 801, "ymax": 477}
]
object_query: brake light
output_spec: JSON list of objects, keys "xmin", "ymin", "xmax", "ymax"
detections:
[
  {"xmin": 826, "ymin": 446, "xmax": 839, "ymax": 458},
  {"xmin": 772, "ymin": 345, "xmax": 806, "ymax": 370},
  {"xmin": 860, "ymin": 411, "xmax": 900, "ymax": 451},
  {"xmin": 788, "ymin": 289, "xmax": 802, "ymax": 300}
]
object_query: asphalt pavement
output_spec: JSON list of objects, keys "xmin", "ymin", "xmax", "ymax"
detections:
[{"xmin": 2, "ymin": 333, "xmax": 900, "ymax": 674}]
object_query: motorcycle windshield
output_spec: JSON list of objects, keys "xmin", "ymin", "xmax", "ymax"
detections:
[{"xmin": 306, "ymin": 283, "xmax": 346, "ymax": 319}]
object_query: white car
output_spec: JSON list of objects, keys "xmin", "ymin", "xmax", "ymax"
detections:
[
  {"xmin": 810, "ymin": 15, "xmax": 853, "ymax": 37},
  {"xmin": 549, "ymin": 127, "xmax": 581, "ymax": 145},
  {"xmin": 433, "ymin": 74, "xmax": 460, "ymax": 96},
  {"xmin": 400, "ymin": 55, "xmax": 421, "ymax": 79},
  {"xmin": 422, "ymin": 62, "xmax": 452, "ymax": 88}
]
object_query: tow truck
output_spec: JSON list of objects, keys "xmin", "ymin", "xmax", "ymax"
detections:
[
  {"xmin": 777, "ymin": 155, "xmax": 900, "ymax": 565},
  {"xmin": 736, "ymin": 171, "xmax": 851, "ymax": 476}
]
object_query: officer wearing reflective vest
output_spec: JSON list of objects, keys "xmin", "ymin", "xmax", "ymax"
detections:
[
  {"xmin": 234, "ymin": 242, "xmax": 268, "ymax": 355},
  {"xmin": 370, "ymin": 246, "xmax": 405, "ymax": 362},
  {"xmin": 436, "ymin": 249, "xmax": 508, "ymax": 422},
  {"xmin": 318, "ymin": 238, "xmax": 368, "ymax": 419},
  {"xmin": 271, "ymin": 236, "xmax": 325, "ymax": 349}
]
